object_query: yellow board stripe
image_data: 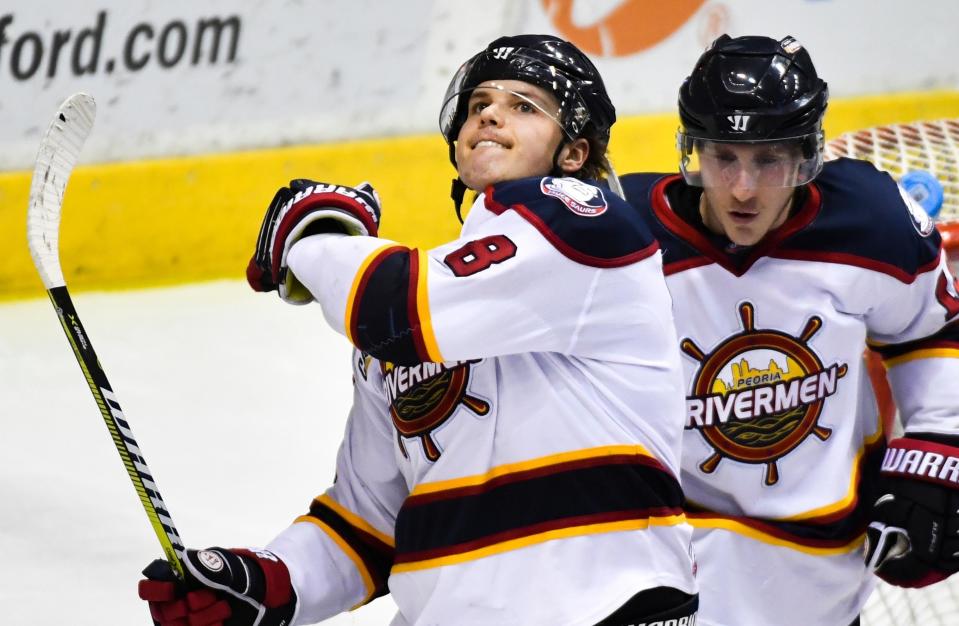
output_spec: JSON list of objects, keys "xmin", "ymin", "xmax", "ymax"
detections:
[
  {"xmin": 409, "ymin": 444, "xmax": 656, "ymax": 496},
  {"xmin": 316, "ymin": 494, "xmax": 395, "ymax": 548},
  {"xmin": 391, "ymin": 515, "xmax": 687, "ymax": 573},
  {"xmin": 414, "ymin": 248, "xmax": 443, "ymax": 362},
  {"xmin": 3, "ymin": 91, "xmax": 957, "ymax": 301},
  {"xmin": 884, "ymin": 347, "xmax": 959, "ymax": 368},
  {"xmin": 343, "ymin": 243, "xmax": 398, "ymax": 345},
  {"xmin": 294, "ymin": 515, "xmax": 377, "ymax": 608},
  {"xmin": 687, "ymin": 516, "xmax": 864, "ymax": 556}
]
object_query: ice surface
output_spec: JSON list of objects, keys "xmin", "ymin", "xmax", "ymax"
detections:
[
  {"xmin": 0, "ymin": 281, "xmax": 398, "ymax": 625},
  {"xmin": 7, "ymin": 279, "xmax": 954, "ymax": 625}
]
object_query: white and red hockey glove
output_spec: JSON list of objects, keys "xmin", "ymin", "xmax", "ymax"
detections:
[
  {"xmin": 865, "ymin": 435, "xmax": 959, "ymax": 588},
  {"xmin": 247, "ymin": 179, "xmax": 381, "ymax": 304},
  {"xmin": 138, "ymin": 547, "xmax": 296, "ymax": 626}
]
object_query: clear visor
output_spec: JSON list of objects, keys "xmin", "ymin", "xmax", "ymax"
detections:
[
  {"xmin": 439, "ymin": 50, "xmax": 591, "ymax": 142},
  {"xmin": 442, "ymin": 84, "xmax": 570, "ymax": 139},
  {"xmin": 678, "ymin": 132, "xmax": 824, "ymax": 188}
]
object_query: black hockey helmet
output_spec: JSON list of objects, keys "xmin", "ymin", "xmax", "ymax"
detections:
[
  {"xmin": 679, "ymin": 34, "xmax": 827, "ymax": 142},
  {"xmin": 677, "ymin": 35, "xmax": 829, "ymax": 187},
  {"xmin": 439, "ymin": 34, "xmax": 616, "ymax": 149}
]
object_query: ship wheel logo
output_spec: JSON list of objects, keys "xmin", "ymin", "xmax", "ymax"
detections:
[
  {"xmin": 383, "ymin": 360, "xmax": 490, "ymax": 462},
  {"xmin": 681, "ymin": 302, "xmax": 847, "ymax": 486}
]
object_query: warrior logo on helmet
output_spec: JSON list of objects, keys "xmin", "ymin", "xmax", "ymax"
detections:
[
  {"xmin": 682, "ymin": 302, "xmax": 847, "ymax": 486},
  {"xmin": 381, "ymin": 360, "xmax": 490, "ymax": 461},
  {"xmin": 727, "ymin": 114, "xmax": 751, "ymax": 132}
]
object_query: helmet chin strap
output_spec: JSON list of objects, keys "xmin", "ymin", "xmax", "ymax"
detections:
[
  {"xmin": 548, "ymin": 139, "xmax": 568, "ymax": 178},
  {"xmin": 450, "ymin": 177, "xmax": 469, "ymax": 224},
  {"xmin": 449, "ymin": 141, "xmax": 468, "ymax": 224}
]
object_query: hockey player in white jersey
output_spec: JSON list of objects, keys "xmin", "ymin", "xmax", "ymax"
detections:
[
  {"xmin": 138, "ymin": 34, "xmax": 698, "ymax": 625},
  {"xmin": 621, "ymin": 35, "xmax": 959, "ymax": 626}
]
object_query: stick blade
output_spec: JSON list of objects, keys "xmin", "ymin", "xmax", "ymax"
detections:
[{"xmin": 26, "ymin": 93, "xmax": 97, "ymax": 290}]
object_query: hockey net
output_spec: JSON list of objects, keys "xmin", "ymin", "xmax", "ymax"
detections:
[{"xmin": 825, "ymin": 120, "xmax": 959, "ymax": 625}]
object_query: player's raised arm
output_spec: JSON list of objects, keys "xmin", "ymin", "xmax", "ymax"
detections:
[
  {"xmin": 283, "ymin": 177, "xmax": 670, "ymax": 364},
  {"xmin": 247, "ymin": 36, "xmax": 659, "ymax": 365}
]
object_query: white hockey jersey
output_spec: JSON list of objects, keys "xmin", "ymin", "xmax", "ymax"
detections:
[
  {"xmin": 267, "ymin": 176, "xmax": 697, "ymax": 626},
  {"xmin": 622, "ymin": 158, "xmax": 959, "ymax": 626}
]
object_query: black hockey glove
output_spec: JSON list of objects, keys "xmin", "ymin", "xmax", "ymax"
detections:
[
  {"xmin": 864, "ymin": 434, "xmax": 959, "ymax": 588},
  {"xmin": 138, "ymin": 547, "xmax": 296, "ymax": 626},
  {"xmin": 247, "ymin": 179, "xmax": 381, "ymax": 304}
]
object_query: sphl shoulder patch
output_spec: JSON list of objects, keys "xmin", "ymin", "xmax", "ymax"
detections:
[
  {"xmin": 485, "ymin": 176, "xmax": 658, "ymax": 267},
  {"xmin": 540, "ymin": 176, "xmax": 608, "ymax": 217}
]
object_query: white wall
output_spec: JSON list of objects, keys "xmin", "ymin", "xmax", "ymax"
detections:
[{"xmin": 2, "ymin": 0, "xmax": 957, "ymax": 169}]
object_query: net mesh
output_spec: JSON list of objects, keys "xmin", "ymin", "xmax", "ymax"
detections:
[{"xmin": 861, "ymin": 582, "xmax": 959, "ymax": 625}]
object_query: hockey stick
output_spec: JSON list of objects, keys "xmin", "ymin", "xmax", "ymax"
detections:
[{"xmin": 25, "ymin": 93, "xmax": 186, "ymax": 579}]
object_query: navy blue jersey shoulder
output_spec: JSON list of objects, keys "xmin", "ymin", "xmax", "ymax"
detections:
[
  {"xmin": 784, "ymin": 158, "xmax": 941, "ymax": 275},
  {"xmin": 485, "ymin": 176, "xmax": 657, "ymax": 265},
  {"xmin": 622, "ymin": 163, "xmax": 943, "ymax": 278},
  {"xmin": 620, "ymin": 172, "xmax": 703, "ymax": 267}
]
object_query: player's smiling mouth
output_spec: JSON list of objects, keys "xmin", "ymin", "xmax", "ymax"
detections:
[
  {"xmin": 471, "ymin": 130, "xmax": 510, "ymax": 150},
  {"xmin": 474, "ymin": 139, "xmax": 507, "ymax": 149}
]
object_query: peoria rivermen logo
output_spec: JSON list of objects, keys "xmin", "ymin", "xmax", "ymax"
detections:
[
  {"xmin": 382, "ymin": 360, "xmax": 490, "ymax": 461},
  {"xmin": 681, "ymin": 302, "xmax": 847, "ymax": 486}
]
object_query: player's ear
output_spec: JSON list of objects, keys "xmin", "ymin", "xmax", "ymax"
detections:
[{"xmin": 558, "ymin": 138, "xmax": 590, "ymax": 174}]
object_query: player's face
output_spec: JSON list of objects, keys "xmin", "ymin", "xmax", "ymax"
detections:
[
  {"xmin": 454, "ymin": 80, "xmax": 585, "ymax": 191},
  {"xmin": 698, "ymin": 142, "xmax": 800, "ymax": 246}
]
